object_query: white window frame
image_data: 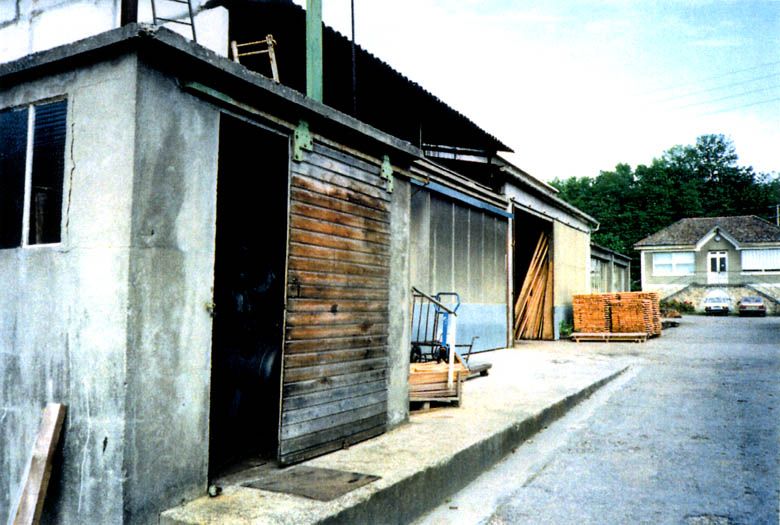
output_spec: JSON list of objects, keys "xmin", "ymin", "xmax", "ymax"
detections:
[
  {"xmin": 0, "ymin": 97, "xmax": 68, "ymax": 249},
  {"xmin": 741, "ymin": 248, "xmax": 780, "ymax": 274},
  {"xmin": 652, "ymin": 251, "xmax": 695, "ymax": 276}
]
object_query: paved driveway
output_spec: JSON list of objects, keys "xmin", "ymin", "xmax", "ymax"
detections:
[{"xmin": 419, "ymin": 315, "xmax": 780, "ymax": 525}]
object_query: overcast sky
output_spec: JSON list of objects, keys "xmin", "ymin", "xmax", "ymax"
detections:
[{"xmin": 293, "ymin": 0, "xmax": 780, "ymax": 182}]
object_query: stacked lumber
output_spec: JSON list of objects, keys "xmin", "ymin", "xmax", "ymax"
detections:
[
  {"xmin": 614, "ymin": 291, "xmax": 661, "ymax": 335},
  {"xmin": 572, "ymin": 291, "xmax": 662, "ymax": 340},
  {"xmin": 572, "ymin": 294, "xmax": 617, "ymax": 333},
  {"xmin": 609, "ymin": 299, "xmax": 653, "ymax": 334},
  {"xmin": 514, "ymin": 232, "xmax": 554, "ymax": 340},
  {"xmin": 409, "ymin": 354, "xmax": 469, "ymax": 403}
]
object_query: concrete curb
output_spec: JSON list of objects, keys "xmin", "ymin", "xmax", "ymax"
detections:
[{"xmin": 320, "ymin": 366, "xmax": 630, "ymax": 525}]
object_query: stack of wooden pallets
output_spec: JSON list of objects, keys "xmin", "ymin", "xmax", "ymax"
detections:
[
  {"xmin": 572, "ymin": 294, "xmax": 617, "ymax": 333},
  {"xmin": 616, "ymin": 291, "xmax": 662, "ymax": 335},
  {"xmin": 409, "ymin": 353, "xmax": 469, "ymax": 407},
  {"xmin": 572, "ymin": 292, "xmax": 662, "ymax": 342},
  {"xmin": 636, "ymin": 292, "xmax": 662, "ymax": 335},
  {"xmin": 609, "ymin": 299, "xmax": 653, "ymax": 333}
]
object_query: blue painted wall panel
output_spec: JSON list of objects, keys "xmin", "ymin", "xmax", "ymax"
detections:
[{"xmin": 455, "ymin": 303, "xmax": 508, "ymax": 353}]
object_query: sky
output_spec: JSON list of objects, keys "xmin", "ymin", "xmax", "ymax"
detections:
[{"xmin": 293, "ymin": 0, "xmax": 780, "ymax": 182}]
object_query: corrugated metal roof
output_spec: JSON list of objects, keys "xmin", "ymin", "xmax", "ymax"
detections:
[{"xmin": 223, "ymin": 0, "xmax": 512, "ymax": 153}]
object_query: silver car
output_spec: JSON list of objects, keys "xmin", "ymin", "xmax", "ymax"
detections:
[{"xmin": 738, "ymin": 296, "xmax": 767, "ymax": 317}]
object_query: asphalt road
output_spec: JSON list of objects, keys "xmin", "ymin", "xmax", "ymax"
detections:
[{"xmin": 418, "ymin": 315, "xmax": 780, "ymax": 525}]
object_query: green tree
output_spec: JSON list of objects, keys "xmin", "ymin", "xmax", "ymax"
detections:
[{"xmin": 550, "ymin": 134, "xmax": 778, "ymax": 289}]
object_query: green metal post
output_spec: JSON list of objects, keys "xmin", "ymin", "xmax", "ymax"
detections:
[{"xmin": 306, "ymin": 0, "xmax": 323, "ymax": 102}]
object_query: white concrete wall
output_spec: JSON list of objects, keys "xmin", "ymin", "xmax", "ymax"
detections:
[
  {"xmin": 0, "ymin": 48, "xmax": 221, "ymax": 523},
  {"xmin": 0, "ymin": 1, "xmax": 228, "ymax": 64},
  {"xmin": 553, "ymin": 221, "xmax": 591, "ymax": 337},
  {"xmin": 0, "ymin": 53, "xmax": 139, "ymax": 525},
  {"xmin": 121, "ymin": 61, "xmax": 219, "ymax": 523}
]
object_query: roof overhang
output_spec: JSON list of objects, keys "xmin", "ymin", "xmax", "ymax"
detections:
[
  {"xmin": 591, "ymin": 243, "xmax": 631, "ymax": 263},
  {"xmin": 411, "ymin": 157, "xmax": 510, "ymax": 213},
  {"xmin": 498, "ymin": 160, "xmax": 598, "ymax": 229},
  {"xmin": 634, "ymin": 245, "xmax": 695, "ymax": 252}
]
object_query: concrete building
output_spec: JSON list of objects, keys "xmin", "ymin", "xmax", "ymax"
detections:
[{"xmin": 1, "ymin": 2, "xmax": 598, "ymax": 522}]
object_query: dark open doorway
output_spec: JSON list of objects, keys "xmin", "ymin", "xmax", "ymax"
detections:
[
  {"xmin": 209, "ymin": 115, "xmax": 289, "ymax": 477},
  {"xmin": 512, "ymin": 208, "xmax": 554, "ymax": 340}
]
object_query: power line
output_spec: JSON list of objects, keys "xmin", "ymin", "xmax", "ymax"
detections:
[
  {"xmin": 654, "ymin": 72, "xmax": 780, "ymax": 104},
  {"xmin": 642, "ymin": 60, "xmax": 780, "ymax": 95},
  {"xmin": 701, "ymin": 96, "xmax": 780, "ymax": 116},
  {"xmin": 675, "ymin": 85, "xmax": 780, "ymax": 110}
]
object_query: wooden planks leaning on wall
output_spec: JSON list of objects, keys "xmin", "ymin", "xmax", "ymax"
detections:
[
  {"xmin": 514, "ymin": 232, "xmax": 554, "ymax": 340},
  {"xmin": 281, "ymin": 141, "xmax": 391, "ymax": 465}
]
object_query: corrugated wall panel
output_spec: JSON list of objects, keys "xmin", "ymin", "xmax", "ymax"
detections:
[
  {"xmin": 280, "ymin": 141, "xmax": 390, "ymax": 465},
  {"xmin": 410, "ymin": 190, "xmax": 508, "ymax": 351}
]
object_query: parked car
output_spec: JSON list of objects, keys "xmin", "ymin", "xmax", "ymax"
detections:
[
  {"xmin": 738, "ymin": 296, "xmax": 767, "ymax": 317},
  {"xmin": 702, "ymin": 295, "xmax": 730, "ymax": 316}
]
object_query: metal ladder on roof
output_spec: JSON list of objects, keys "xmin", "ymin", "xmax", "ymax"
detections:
[{"xmin": 151, "ymin": 0, "xmax": 197, "ymax": 42}]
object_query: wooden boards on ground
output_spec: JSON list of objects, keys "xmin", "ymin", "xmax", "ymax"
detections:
[
  {"xmin": 409, "ymin": 353, "xmax": 469, "ymax": 404},
  {"xmin": 571, "ymin": 332, "xmax": 648, "ymax": 343},
  {"xmin": 14, "ymin": 403, "xmax": 66, "ymax": 525}
]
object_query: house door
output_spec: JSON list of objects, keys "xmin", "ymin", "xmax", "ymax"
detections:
[{"xmin": 707, "ymin": 251, "xmax": 728, "ymax": 284}]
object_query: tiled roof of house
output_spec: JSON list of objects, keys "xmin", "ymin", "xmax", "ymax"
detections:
[{"xmin": 634, "ymin": 215, "xmax": 780, "ymax": 248}]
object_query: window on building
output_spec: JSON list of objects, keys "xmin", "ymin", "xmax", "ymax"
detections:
[
  {"xmin": 742, "ymin": 249, "xmax": 780, "ymax": 272},
  {"xmin": 591, "ymin": 258, "xmax": 604, "ymax": 292},
  {"xmin": 652, "ymin": 251, "xmax": 694, "ymax": 276},
  {"xmin": 613, "ymin": 265, "xmax": 627, "ymax": 292},
  {"xmin": 0, "ymin": 99, "xmax": 67, "ymax": 248}
]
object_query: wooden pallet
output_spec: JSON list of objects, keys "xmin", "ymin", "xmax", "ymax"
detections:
[
  {"xmin": 571, "ymin": 332, "xmax": 648, "ymax": 343},
  {"xmin": 409, "ymin": 354, "xmax": 468, "ymax": 405}
]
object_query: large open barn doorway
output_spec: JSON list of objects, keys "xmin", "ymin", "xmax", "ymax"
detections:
[
  {"xmin": 512, "ymin": 208, "xmax": 554, "ymax": 340},
  {"xmin": 209, "ymin": 115, "xmax": 289, "ymax": 477}
]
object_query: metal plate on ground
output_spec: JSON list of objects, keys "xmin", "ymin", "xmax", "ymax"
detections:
[{"xmin": 243, "ymin": 465, "xmax": 380, "ymax": 501}]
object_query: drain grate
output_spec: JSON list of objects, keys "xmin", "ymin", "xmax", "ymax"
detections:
[
  {"xmin": 685, "ymin": 514, "xmax": 734, "ymax": 525},
  {"xmin": 243, "ymin": 465, "xmax": 380, "ymax": 501}
]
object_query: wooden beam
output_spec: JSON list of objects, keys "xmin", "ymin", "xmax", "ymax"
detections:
[
  {"xmin": 542, "ymin": 259, "xmax": 555, "ymax": 340},
  {"xmin": 14, "ymin": 403, "xmax": 67, "ymax": 525}
]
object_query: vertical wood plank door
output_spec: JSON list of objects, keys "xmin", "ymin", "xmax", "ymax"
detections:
[{"xmin": 280, "ymin": 142, "xmax": 390, "ymax": 465}]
